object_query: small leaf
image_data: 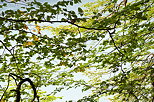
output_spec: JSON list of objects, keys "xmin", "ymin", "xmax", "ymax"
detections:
[
  {"xmin": 70, "ymin": 1, "xmax": 73, "ymax": 6},
  {"xmin": 24, "ymin": 24, "xmax": 28, "ymax": 30},
  {"xmin": 78, "ymin": 7, "xmax": 83, "ymax": 13},
  {"xmin": 23, "ymin": 41, "xmax": 34, "ymax": 47},
  {"xmin": 78, "ymin": 7, "xmax": 83, "ymax": 16}
]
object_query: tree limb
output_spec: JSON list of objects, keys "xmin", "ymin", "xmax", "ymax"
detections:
[
  {"xmin": 0, "ymin": 17, "xmax": 114, "ymax": 30},
  {"xmin": 16, "ymin": 78, "xmax": 37, "ymax": 102}
]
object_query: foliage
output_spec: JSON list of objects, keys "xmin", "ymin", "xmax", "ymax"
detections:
[{"xmin": 0, "ymin": 0, "xmax": 153, "ymax": 101}]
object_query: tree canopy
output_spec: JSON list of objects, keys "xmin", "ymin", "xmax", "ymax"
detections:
[{"xmin": 0, "ymin": 0, "xmax": 154, "ymax": 101}]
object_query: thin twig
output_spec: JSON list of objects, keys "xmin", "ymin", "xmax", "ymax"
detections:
[
  {"xmin": 77, "ymin": 28, "xmax": 82, "ymax": 38},
  {"xmin": 107, "ymin": 30, "xmax": 123, "ymax": 55},
  {"xmin": 90, "ymin": 38, "xmax": 104, "ymax": 50},
  {"xmin": 107, "ymin": 18, "xmax": 124, "ymax": 56},
  {"xmin": 0, "ymin": 74, "xmax": 10, "ymax": 101},
  {"xmin": 0, "ymin": 40, "xmax": 21, "ymax": 73}
]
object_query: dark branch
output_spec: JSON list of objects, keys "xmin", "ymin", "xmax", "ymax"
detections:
[
  {"xmin": 107, "ymin": 31, "xmax": 123, "ymax": 55},
  {"xmin": 107, "ymin": 18, "xmax": 124, "ymax": 56},
  {"xmin": 0, "ymin": 75, "xmax": 10, "ymax": 101},
  {"xmin": 10, "ymin": 73, "xmax": 23, "ymax": 80},
  {"xmin": 0, "ymin": 40, "xmax": 21, "ymax": 73},
  {"xmin": 0, "ymin": 17, "xmax": 114, "ymax": 30},
  {"xmin": 0, "ymin": 73, "xmax": 23, "ymax": 101},
  {"xmin": 16, "ymin": 78, "xmax": 37, "ymax": 102}
]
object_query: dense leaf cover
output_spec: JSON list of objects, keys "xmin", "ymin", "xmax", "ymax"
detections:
[{"xmin": 0, "ymin": 0, "xmax": 153, "ymax": 101}]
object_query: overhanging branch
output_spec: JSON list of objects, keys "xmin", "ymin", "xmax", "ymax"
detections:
[{"xmin": 0, "ymin": 17, "xmax": 114, "ymax": 30}]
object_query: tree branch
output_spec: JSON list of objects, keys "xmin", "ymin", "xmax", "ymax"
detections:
[
  {"xmin": 0, "ymin": 17, "xmax": 114, "ymax": 30},
  {"xmin": 0, "ymin": 74, "xmax": 10, "ymax": 101},
  {"xmin": 107, "ymin": 18, "xmax": 124, "ymax": 56},
  {"xmin": 0, "ymin": 73, "xmax": 23, "ymax": 101},
  {"xmin": 0, "ymin": 40, "xmax": 21, "ymax": 73},
  {"xmin": 16, "ymin": 78, "xmax": 37, "ymax": 102}
]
